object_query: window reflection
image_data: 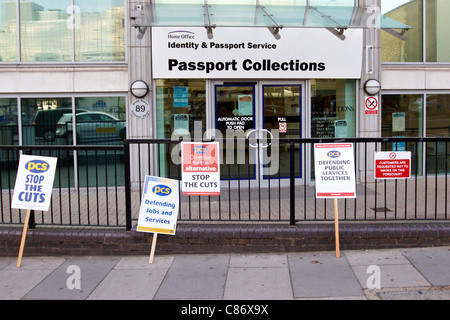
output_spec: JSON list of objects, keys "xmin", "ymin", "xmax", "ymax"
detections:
[
  {"xmin": 75, "ymin": 0, "xmax": 125, "ymax": 61},
  {"xmin": 426, "ymin": 0, "xmax": 450, "ymax": 62},
  {"xmin": 23, "ymin": 97, "xmax": 72, "ymax": 145},
  {"xmin": 73, "ymin": 97, "xmax": 126, "ymax": 145},
  {"xmin": 0, "ymin": 0, "xmax": 18, "ymax": 62},
  {"xmin": 11, "ymin": 0, "xmax": 125, "ymax": 62},
  {"xmin": 381, "ymin": 0, "xmax": 423, "ymax": 62},
  {"xmin": 0, "ymin": 98, "xmax": 18, "ymax": 145},
  {"xmin": 311, "ymin": 79, "xmax": 356, "ymax": 138},
  {"xmin": 20, "ymin": 0, "xmax": 72, "ymax": 62}
]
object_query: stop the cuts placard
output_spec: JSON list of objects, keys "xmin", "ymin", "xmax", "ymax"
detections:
[
  {"xmin": 12, "ymin": 155, "xmax": 58, "ymax": 211},
  {"xmin": 314, "ymin": 143, "xmax": 356, "ymax": 199},
  {"xmin": 181, "ymin": 142, "xmax": 220, "ymax": 196}
]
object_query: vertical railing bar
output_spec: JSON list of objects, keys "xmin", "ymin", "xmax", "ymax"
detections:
[
  {"xmin": 425, "ymin": 141, "xmax": 428, "ymax": 219},
  {"xmin": 445, "ymin": 141, "xmax": 448, "ymax": 219},
  {"xmin": 95, "ymin": 149, "xmax": 99, "ymax": 225},
  {"xmin": 414, "ymin": 141, "xmax": 418, "ymax": 219},
  {"xmin": 58, "ymin": 149, "xmax": 63, "ymax": 225},
  {"xmin": 67, "ymin": 149, "xmax": 73, "ymax": 225},
  {"xmin": 289, "ymin": 139, "xmax": 295, "ymax": 225},
  {"xmin": 435, "ymin": 141, "xmax": 438, "ymax": 219},
  {"xmin": 104, "ymin": 149, "xmax": 110, "ymax": 226},
  {"xmin": 114, "ymin": 149, "xmax": 119, "ymax": 226},
  {"xmin": 124, "ymin": 141, "xmax": 132, "ymax": 230},
  {"xmin": 85, "ymin": 150, "xmax": 90, "ymax": 225},
  {"xmin": 364, "ymin": 142, "xmax": 367, "ymax": 220}
]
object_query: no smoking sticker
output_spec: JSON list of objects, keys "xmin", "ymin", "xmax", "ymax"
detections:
[{"xmin": 365, "ymin": 96, "xmax": 378, "ymax": 115}]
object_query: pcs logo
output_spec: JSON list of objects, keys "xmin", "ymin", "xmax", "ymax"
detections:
[
  {"xmin": 327, "ymin": 151, "xmax": 341, "ymax": 158},
  {"xmin": 193, "ymin": 146, "xmax": 207, "ymax": 154},
  {"xmin": 152, "ymin": 185, "xmax": 172, "ymax": 196},
  {"xmin": 25, "ymin": 160, "xmax": 50, "ymax": 173}
]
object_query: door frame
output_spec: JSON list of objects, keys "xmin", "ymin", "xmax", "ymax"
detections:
[{"xmin": 209, "ymin": 80, "xmax": 307, "ymax": 186}]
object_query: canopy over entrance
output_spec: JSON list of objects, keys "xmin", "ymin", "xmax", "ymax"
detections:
[{"xmin": 132, "ymin": 0, "xmax": 411, "ymax": 40}]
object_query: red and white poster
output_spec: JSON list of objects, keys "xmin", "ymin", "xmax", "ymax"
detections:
[
  {"xmin": 314, "ymin": 143, "xmax": 356, "ymax": 199},
  {"xmin": 181, "ymin": 142, "xmax": 220, "ymax": 196},
  {"xmin": 365, "ymin": 96, "xmax": 378, "ymax": 115},
  {"xmin": 375, "ymin": 151, "xmax": 411, "ymax": 179}
]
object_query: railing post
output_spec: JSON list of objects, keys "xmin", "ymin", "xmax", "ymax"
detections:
[
  {"xmin": 124, "ymin": 140, "xmax": 132, "ymax": 230},
  {"xmin": 289, "ymin": 139, "xmax": 296, "ymax": 226}
]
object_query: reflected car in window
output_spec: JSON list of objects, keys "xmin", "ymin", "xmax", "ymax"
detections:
[{"xmin": 55, "ymin": 111, "xmax": 126, "ymax": 144}]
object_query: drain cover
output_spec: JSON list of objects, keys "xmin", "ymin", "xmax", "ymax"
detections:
[{"xmin": 371, "ymin": 207, "xmax": 392, "ymax": 212}]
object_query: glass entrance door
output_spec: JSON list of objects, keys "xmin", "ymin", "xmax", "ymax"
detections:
[
  {"xmin": 213, "ymin": 82, "xmax": 303, "ymax": 183},
  {"xmin": 215, "ymin": 84, "xmax": 256, "ymax": 180},
  {"xmin": 262, "ymin": 84, "xmax": 302, "ymax": 180}
]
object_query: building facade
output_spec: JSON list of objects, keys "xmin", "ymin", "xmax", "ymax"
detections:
[{"xmin": 0, "ymin": 0, "xmax": 449, "ymax": 187}]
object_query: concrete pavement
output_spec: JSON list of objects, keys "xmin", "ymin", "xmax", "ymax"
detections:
[{"xmin": 1, "ymin": 246, "xmax": 449, "ymax": 301}]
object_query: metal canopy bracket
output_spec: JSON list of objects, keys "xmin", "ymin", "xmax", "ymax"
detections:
[{"xmin": 131, "ymin": 4, "xmax": 152, "ymax": 39}]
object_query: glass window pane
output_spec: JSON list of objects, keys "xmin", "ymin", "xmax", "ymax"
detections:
[
  {"xmin": 155, "ymin": 79, "xmax": 206, "ymax": 178},
  {"xmin": 74, "ymin": 0, "xmax": 125, "ymax": 61},
  {"xmin": 426, "ymin": 0, "xmax": 450, "ymax": 62},
  {"xmin": 426, "ymin": 94, "xmax": 450, "ymax": 174},
  {"xmin": 381, "ymin": 0, "xmax": 423, "ymax": 62},
  {"xmin": 0, "ymin": 0, "xmax": 17, "ymax": 62},
  {"xmin": 311, "ymin": 79, "xmax": 356, "ymax": 138},
  {"xmin": 381, "ymin": 94, "xmax": 424, "ymax": 175},
  {"xmin": 0, "ymin": 98, "xmax": 18, "ymax": 145},
  {"xmin": 24, "ymin": 98, "xmax": 72, "ymax": 145},
  {"xmin": 20, "ymin": 0, "xmax": 72, "ymax": 62},
  {"xmin": 426, "ymin": 94, "xmax": 450, "ymax": 137},
  {"xmin": 74, "ymin": 97, "xmax": 126, "ymax": 145}
]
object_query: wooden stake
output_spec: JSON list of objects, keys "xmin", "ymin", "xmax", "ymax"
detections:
[
  {"xmin": 334, "ymin": 198, "xmax": 340, "ymax": 258},
  {"xmin": 149, "ymin": 233, "xmax": 158, "ymax": 264},
  {"xmin": 16, "ymin": 209, "xmax": 31, "ymax": 268}
]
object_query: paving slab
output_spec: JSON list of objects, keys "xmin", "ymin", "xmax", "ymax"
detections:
[
  {"xmin": 88, "ymin": 256, "xmax": 174, "ymax": 300},
  {"xmin": 0, "ymin": 257, "xmax": 66, "ymax": 300},
  {"xmin": 379, "ymin": 288, "xmax": 450, "ymax": 300},
  {"xmin": 345, "ymin": 249, "xmax": 411, "ymax": 266},
  {"xmin": 22, "ymin": 256, "xmax": 121, "ymax": 300},
  {"xmin": 401, "ymin": 247, "xmax": 450, "ymax": 286},
  {"xmin": 287, "ymin": 252, "xmax": 365, "ymax": 299},
  {"xmin": 154, "ymin": 254, "xmax": 229, "ymax": 300},
  {"xmin": 352, "ymin": 264, "xmax": 431, "ymax": 289},
  {"xmin": 224, "ymin": 267, "xmax": 293, "ymax": 300}
]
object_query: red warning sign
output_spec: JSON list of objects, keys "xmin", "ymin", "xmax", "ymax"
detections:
[{"xmin": 375, "ymin": 151, "xmax": 411, "ymax": 179}]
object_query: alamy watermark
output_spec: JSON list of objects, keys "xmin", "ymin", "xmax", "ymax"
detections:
[
  {"xmin": 66, "ymin": 265, "xmax": 81, "ymax": 290},
  {"xmin": 366, "ymin": 265, "xmax": 381, "ymax": 289},
  {"xmin": 169, "ymin": 121, "xmax": 280, "ymax": 176}
]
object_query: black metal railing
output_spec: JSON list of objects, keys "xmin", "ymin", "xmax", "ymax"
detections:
[
  {"xmin": 124, "ymin": 137, "xmax": 449, "ymax": 229},
  {"xmin": 0, "ymin": 137, "xmax": 448, "ymax": 230},
  {"xmin": 0, "ymin": 145, "xmax": 126, "ymax": 228}
]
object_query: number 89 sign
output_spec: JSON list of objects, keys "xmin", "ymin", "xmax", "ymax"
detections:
[{"xmin": 131, "ymin": 100, "xmax": 150, "ymax": 118}]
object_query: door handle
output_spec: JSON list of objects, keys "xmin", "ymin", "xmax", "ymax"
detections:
[{"xmin": 245, "ymin": 129, "xmax": 273, "ymax": 149}]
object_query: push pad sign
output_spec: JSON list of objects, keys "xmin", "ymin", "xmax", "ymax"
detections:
[
  {"xmin": 137, "ymin": 176, "xmax": 179, "ymax": 235},
  {"xmin": 12, "ymin": 155, "xmax": 57, "ymax": 211}
]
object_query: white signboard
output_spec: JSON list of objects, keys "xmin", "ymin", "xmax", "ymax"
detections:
[
  {"xmin": 137, "ymin": 176, "xmax": 179, "ymax": 235},
  {"xmin": 314, "ymin": 143, "xmax": 356, "ymax": 199},
  {"xmin": 152, "ymin": 27, "xmax": 363, "ymax": 79},
  {"xmin": 12, "ymin": 155, "xmax": 58, "ymax": 211},
  {"xmin": 181, "ymin": 142, "xmax": 220, "ymax": 196}
]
